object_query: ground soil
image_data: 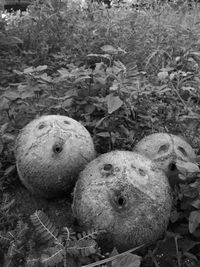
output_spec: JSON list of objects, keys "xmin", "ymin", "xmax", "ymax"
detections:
[{"xmin": 6, "ymin": 179, "xmax": 75, "ymax": 230}]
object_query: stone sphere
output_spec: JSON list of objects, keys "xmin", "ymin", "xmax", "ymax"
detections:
[
  {"xmin": 15, "ymin": 115, "xmax": 96, "ymax": 198},
  {"xmin": 134, "ymin": 133, "xmax": 196, "ymax": 186},
  {"xmin": 72, "ymin": 151, "xmax": 172, "ymax": 252}
]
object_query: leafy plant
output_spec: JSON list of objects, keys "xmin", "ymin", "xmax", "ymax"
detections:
[
  {"xmin": 0, "ymin": 220, "xmax": 29, "ymax": 266},
  {"xmin": 28, "ymin": 210, "xmax": 101, "ymax": 267},
  {"xmin": 2, "ymin": 0, "xmax": 200, "ymax": 266}
]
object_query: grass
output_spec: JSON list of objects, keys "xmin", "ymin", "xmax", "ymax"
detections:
[{"xmin": 1, "ymin": 0, "xmax": 200, "ymax": 266}]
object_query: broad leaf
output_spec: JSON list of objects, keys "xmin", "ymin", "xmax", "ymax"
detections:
[
  {"xmin": 106, "ymin": 94, "xmax": 123, "ymax": 114},
  {"xmin": 2, "ymin": 90, "xmax": 20, "ymax": 101},
  {"xmin": 0, "ymin": 97, "xmax": 10, "ymax": 111},
  {"xmin": 157, "ymin": 71, "xmax": 168, "ymax": 80},
  {"xmin": 35, "ymin": 65, "xmax": 48, "ymax": 72},
  {"xmin": 96, "ymin": 132, "xmax": 110, "ymax": 138},
  {"xmin": 112, "ymin": 253, "xmax": 141, "ymax": 267},
  {"xmin": 113, "ymin": 60, "xmax": 126, "ymax": 74},
  {"xmin": 101, "ymin": 45, "xmax": 118, "ymax": 54},
  {"xmin": 0, "ymin": 123, "xmax": 9, "ymax": 135},
  {"xmin": 23, "ymin": 67, "xmax": 35, "ymax": 74},
  {"xmin": 38, "ymin": 73, "xmax": 52, "ymax": 82},
  {"xmin": 189, "ymin": 211, "xmax": 200, "ymax": 233},
  {"xmin": 191, "ymin": 198, "xmax": 200, "ymax": 209},
  {"xmin": 23, "ymin": 65, "xmax": 47, "ymax": 74},
  {"xmin": 4, "ymin": 165, "xmax": 16, "ymax": 176}
]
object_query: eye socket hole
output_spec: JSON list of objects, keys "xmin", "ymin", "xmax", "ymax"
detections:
[
  {"xmin": 178, "ymin": 146, "xmax": 188, "ymax": 157},
  {"xmin": 64, "ymin": 120, "xmax": 70, "ymax": 125},
  {"xmin": 117, "ymin": 196, "xmax": 126, "ymax": 207},
  {"xmin": 53, "ymin": 144, "xmax": 63, "ymax": 154},
  {"xmin": 158, "ymin": 144, "xmax": 170, "ymax": 154},
  {"xmin": 139, "ymin": 168, "xmax": 146, "ymax": 176},
  {"xmin": 169, "ymin": 163, "xmax": 177, "ymax": 171},
  {"xmin": 103, "ymin": 164, "xmax": 113, "ymax": 171},
  {"xmin": 38, "ymin": 123, "xmax": 46, "ymax": 130}
]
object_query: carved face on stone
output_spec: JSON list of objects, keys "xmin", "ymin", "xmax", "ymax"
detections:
[
  {"xmin": 15, "ymin": 115, "xmax": 96, "ymax": 198},
  {"xmin": 72, "ymin": 151, "xmax": 172, "ymax": 252},
  {"xmin": 134, "ymin": 133, "xmax": 197, "ymax": 186}
]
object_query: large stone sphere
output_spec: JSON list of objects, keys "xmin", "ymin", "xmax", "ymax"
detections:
[
  {"xmin": 134, "ymin": 133, "xmax": 196, "ymax": 186},
  {"xmin": 15, "ymin": 115, "xmax": 96, "ymax": 198},
  {"xmin": 72, "ymin": 151, "xmax": 172, "ymax": 252}
]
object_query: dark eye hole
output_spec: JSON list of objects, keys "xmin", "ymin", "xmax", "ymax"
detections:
[
  {"xmin": 117, "ymin": 196, "xmax": 126, "ymax": 207},
  {"xmin": 38, "ymin": 123, "xmax": 46, "ymax": 130},
  {"xmin": 64, "ymin": 120, "xmax": 70, "ymax": 125},
  {"xmin": 113, "ymin": 194, "xmax": 127, "ymax": 209},
  {"xmin": 103, "ymin": 164, "xmax": 113, "ymax": 171},
  {"xmin": 138, "ymin": 168, "xmax": 146, "ymax": 176},
  {"xmin": 169, "ymin": 162, "xmax": 177, "ymax": 171},
  {"xmin": 158, "ymin": 144, "xmax": 170, "ymax": 154},
  {"xmin": 53, "ymin": 144, "xmax": 63, "ymax": 154},
  {"xmin": 178, "ymin": 146, "xmax": 188, "ymax": 157}
]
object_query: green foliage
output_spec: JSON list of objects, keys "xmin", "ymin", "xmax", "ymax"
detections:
[
  {"xmin": 0, "ymin": 220, "xmax": 29, "ymax": 266},
  {"xmin": 28, "ymin": 210, "xmax": 101, "ymax": 267},
  {"xmin": 2, "ymin": 1, "xmax": 200, "ymax": 267},
  {"xmin": 30, "ymin": 210, "xmax": 59, "ymax": 244}
]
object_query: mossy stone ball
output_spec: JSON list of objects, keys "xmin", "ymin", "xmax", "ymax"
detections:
[
  {"xmin": 72, "ymin": 151, "xmax": 172, "ymax": 252},
  {"xmin": 15, "ymin": 115, "xmax": 96, "ymax": 198},
  {"xmin": 134, "ymin": 133, "xmax": 196, "ymax": 186}
]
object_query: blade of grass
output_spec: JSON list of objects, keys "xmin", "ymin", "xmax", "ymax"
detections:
[{"xmin": 82, "ymin": 243, "xmax": 148, "ymax": 267}]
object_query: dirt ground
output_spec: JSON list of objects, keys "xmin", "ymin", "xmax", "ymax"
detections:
[{"xmin": 6, "ymin": 180, "xmax": 75, "ymax": 230}]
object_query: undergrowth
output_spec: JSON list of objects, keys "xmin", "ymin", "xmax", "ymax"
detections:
[{"xmin": 1, "ymin": 0, "xmax": 200, "ymax": 266}]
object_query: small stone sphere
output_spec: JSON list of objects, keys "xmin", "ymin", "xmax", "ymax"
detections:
[
  {"xmin": 134, "ymin": 133, "xmax": 196, "ymax": 186},
  {"xmin": 72, "ymin": 151, "xmax": 172, "ymax": 252},
  {"xmin": 15, "ymin": 115, "xmax": 96, "ymax": 198}
]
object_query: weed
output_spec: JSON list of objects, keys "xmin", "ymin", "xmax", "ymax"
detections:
[{"xmin": 1, "ymin": 0, "xmax": 200, "ymax": 266}]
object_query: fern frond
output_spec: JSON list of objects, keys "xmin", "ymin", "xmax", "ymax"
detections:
[
  {"xmin": 26, "ymin": 250, "xmax": 41, "ymax": 267},
  {"xmin": 7, "ymin": 242, "xmax": 18, "ymax": 258},
  {"xmin": 30, "ymin": 210, "xmax": 60, "ymax": 245},
  {"xmin": 67, "ymin": 238, "xmax": 97, "ymax": 257},
  {"xmin": 40, "ymin": 246, "xmax": 65, "ymax": 267},
  {"xmin": 0, "ymin": 233, "xmax": 12, "ymax": 246},
  {"xmin": 58, "ymin": 226, "xmax": 73, "ymax": 247},
  {"xmin": 66, "ymin": 229, "xmax": 102, "ymax": 257},
  {"xmin": 61, "ymin": 227, "xmax": 70, "ymax": 242},
  {"xmin": 15, "ymin": 221, "xmax": 29, "ymax": 240},
  {"xmin": 26, "ymin": 257, "xmax": 40, "ymax": 267},
  {"xmin": 77, "ymin": 229, "xmax": 99, "ymax": 240}
]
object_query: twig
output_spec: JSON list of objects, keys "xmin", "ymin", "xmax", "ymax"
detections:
[{"xmin": 174, "ymin": 236, "xmax": 181, "ymax": 267}]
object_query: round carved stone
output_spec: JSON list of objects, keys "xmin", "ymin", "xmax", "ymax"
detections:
[
  {"xmin": 134, "ymin": 133, "xmax": 196, "ymax": 186},
  {"xmin": 72, "ymin": 150, "xmax": 172, "ymax": 252},
  {"xmin": 15, "ymin": 115, "xmax": 96, "ymax": 198}
]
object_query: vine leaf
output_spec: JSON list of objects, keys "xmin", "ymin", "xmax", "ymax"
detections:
[{"xmin": 30, "ymin": 210, "xmax": 60, "ymax": 244}]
